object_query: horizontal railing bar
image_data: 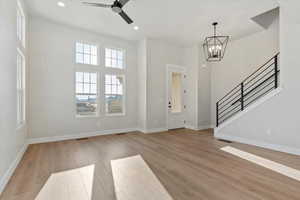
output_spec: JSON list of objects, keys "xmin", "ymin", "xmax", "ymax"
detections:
[
  {"xmin": 219, "ymin": 100, "xmax": 241, "ymax": 115},
  {"xmin": 244, "ymin": 69, "xmax": 275, "ymax": 92},
  {"xmin": 217, "ymin": 53, "xmax": 279, "ymax": 105},
  {"xmin": 231, "ymin": 72, "xmax": 277, "ymax": 106},
  {"xmin": 244, "ymin": 86, "xmax": 276, "ymax": 108},
  {"xmin": 217, "ymin": 84, "xmax": 241, "ymax": 104},
  {"xmin": 219, "ymin": 103, "xmax": 242, "ymax": 120},
  {"xmin": 244, "ymin": 80, "xmax": 275, "ymax": 102},
  {"xmin": 242, "ymin": 53, "xmax": 279, "ymax": 83},
  {"xmin": 218, "ymin": 88, "xmax": 241, "ymax": 106},
  {"xmin": 219, "ymin": 109, "xmax": 242, "ymax": 124},
  {"xmin": 244, "ymin": 62, "xmax": 275, "ymax": 86},
  {"xmin": 218, "ymin": 92, "xmax": 241, "ymax": 111}
]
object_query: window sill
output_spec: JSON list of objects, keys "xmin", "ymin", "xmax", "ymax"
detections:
[
  {"xmin": 105, "ymin": 113, "xmax": 126, "ymax": 117},
  {"xmin": 76, "ymin": 115, "xmax": 99, "ymax": 119}
]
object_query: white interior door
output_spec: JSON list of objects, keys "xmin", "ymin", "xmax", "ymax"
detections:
[{"xmin": 167, "ymin": 65, "xmax": 186, "ymax": 130}]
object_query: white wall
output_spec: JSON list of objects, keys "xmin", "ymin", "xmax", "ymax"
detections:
[
  {"xmin": 215, "ymin": 1, "xmax": 300, "ymax": 155},
  {"xmin": 211, "ymin": 16, "xmax": 279, "ymax": 125},
  {"xmin": 28, "ymin": 17, "xmax": 138, "ymax": 139},
  {"xmin": 0, "ymin": 0, "xmax": 28, "ymax": 193},
  {"xmin": 137, "ymin": 39, "xmax": 148, "ymax": 131}
]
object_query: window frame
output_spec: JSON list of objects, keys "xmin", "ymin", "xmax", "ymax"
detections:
[
  {"xmin": 75, "ymin": 42, "xmax": 99, "ymax": 66},
  {"xmin": 17, "ymin": 0, "xmax": 25, "ymax": 48},
  {"xmin": 74, "ymin": 70, "xmax": 100, "ymax": 118},
  {"xmin": 104, "ymin": 47, "xmax": 126, "ymax": 70},
  {"xmin": 16, "ymin": 48, "xmax": 26, "ymax": 127},
  {"xmin": 104, "ymin": 74, "xmax": 126, "ymax": 116}
]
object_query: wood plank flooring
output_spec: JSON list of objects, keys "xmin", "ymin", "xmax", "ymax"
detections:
[{"xmin": 1, "ymin": 129, "xmax": 300, "ymax": 200}]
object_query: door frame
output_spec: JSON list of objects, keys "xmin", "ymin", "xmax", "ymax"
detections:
[{"xmin": 166, "ymin": 64, "xmax": 186, "ymax": 130}]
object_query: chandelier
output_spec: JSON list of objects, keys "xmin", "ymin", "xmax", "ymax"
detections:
[{"xmin": 203, "ymin": 22, "xmax": 229, "ymax": 62}]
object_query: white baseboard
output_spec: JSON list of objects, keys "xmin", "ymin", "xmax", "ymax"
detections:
[
  {"xmin": 28, "ymin": 128, "xmax": 137, "ymax": 144},
  {"xmin": 215, "ymin": 133, "xmax": 300, "ymax": 156},
  {"xmin": 185, "ymin": 124, "xmax": 198, "ymax": 130},
  {"xmin": 139, "ymin": 128, "xmax": 168, "ymax": 134},
  {"xmin": 185, "ymin": 124, "xmax": 214, "ymax": 131},
  {"xmin": 0, "ymin": 143, "xmax": 28, "ymax": 195},
  {"xmin": 215, "ymin": 87, "xmax": 282, "ymax": 133}
]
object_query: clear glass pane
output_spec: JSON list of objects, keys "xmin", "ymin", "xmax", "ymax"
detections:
[
  {"xmin": 91, "ymin": 46, "xmax": 97, "ymax": 56},
  {"xmin": 105, "ymin": 85, "xmax": 111, "ymax": 94},
  {"xmin": 112, "ymin": 85, "xmax": 117, "ymax": 94},
  {"xmin": 76, "ymin": 53, "xmax": 84, "ymax": 64},
  {"xmin": 117, "ymin": 59, "xmax": 123, "ymax": 69},
  {"xmin": 76, "ymin": 95, "xmax": 97, "ymax": 116},
  {"xmin": 91, "ymin": 55, "xmax": 97, "ymax": 65},
  {"xmin": 90, "ymin": 73, "xmax": 97, "ymax": 84},
  {"xmin": 91, "ymin": 84, "xmax": 97, "ymax": 94},
  {"xmin": 111, "ymin": 75, "xmax": 117, "ymax": 85},
  {"xmin": 117, "ymin": 85, "xmax": 123, "ymax": 95},
  {"xmin": 84, "ymin": 54, "xmax": 90, "ymax": 64},
  {"xmin": 105, "ymin": 58, "xmax": 111, "ymax": 67},
  {"xmin": 84, "ymin": 73, "xmax": 90, "ymax": 83},
  {"xmin": 84, "ymin": 83, "xmax": 90, "ymax": 94},
  {"xmin": 111, "ymin": 59, "xmax": 117, "ymax": 68},
  {"xmin": 117, "ymin": 50, "xmax": 123, "ymax": 60},
  {"xmin": 112, "ymin": 50, "xmax": 117, "ymax": 58},
  {"xmin": 171, "ymin": 72, "xmax": 182, "ymax": 113},
  {"xmin": 84, "ymin": 44, "xmax": 91, "ymax": 54},
  {"xmin": 76, "ymin": 72, "xmax": 84, "ymax": 83},
  {"xmin": 105, "ymin": 75, "xmax": 111, "ymax": 84},
  {"xmin": 76, "ymin": 83, "xmax": 83, "ymax": 93},
  {"xmin": 105, "ymin": 48, "xmax": 112, "ymax": 58},
  {"xmin": 105, "ymin": 95, "xmax": 123, "ymax": 114},
  {"xmin": 76, "ymin": 43, "xmax": 84, "ymax": 53},
  {"xmin": 117, "ymin": 76, "xmax": 123, "ymax": 85}
]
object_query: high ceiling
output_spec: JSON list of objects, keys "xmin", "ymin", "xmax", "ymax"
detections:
[{"xmin": 25, "ymin": 0, "xmax": 279, "ymax": 45}]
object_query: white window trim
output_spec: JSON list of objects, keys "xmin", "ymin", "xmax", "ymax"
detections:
[
  {"xmin": 17, "ymin": 0, "xmax": 25, "ymax": 48},
  {"xmin": 104, "ymin": 74, "xmax": 126, "ymax": 116},
  {"xmin": 104, "ymin": 46, "xmax": 126, "ymax": 70},
  {"xmin": 74, "ymin": 70, "xmax": 100, "ymax": 118},
  {"xmin": 75, "ymin": 41, "xmax": 99, "ymax": 66},
  {"xmin": 16, "ymin": 48, "xmax": 26, "ymax": 128}
]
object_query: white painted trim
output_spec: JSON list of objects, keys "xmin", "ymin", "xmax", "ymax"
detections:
[
  {"xmin": 215, "ymin": 87, "xmax": 282, "ymax": 133},
  {"xmin": 185, "ymin": 124, "xmax": 198, "ymax": 130},
  {"xmin": 0, "ymin": 143, "xmax": 28, "ymax": 195},
  {"xmin": 27, "ymin": 128, "xmax": 137, "ymax": 144},
  {"xmin": 137, "ymin": 128, "xmax": 168, "ymax": 134},
  {"xmin": 185, "ymin": 124, "xmax": 214, "ymax": 131},
  {"xmin": 215, "ymin": 134, "xmax": 300, "ymax": 156}
]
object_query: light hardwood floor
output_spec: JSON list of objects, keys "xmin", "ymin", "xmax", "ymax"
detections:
[{"xmin": 1, "ymin": 129, "xmax": 300, "ymax": 200}]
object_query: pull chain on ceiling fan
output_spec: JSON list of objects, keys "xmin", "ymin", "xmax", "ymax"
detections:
[{"xmin": 82, "ymin": 0, "xmax": 133, "ymax": 24}]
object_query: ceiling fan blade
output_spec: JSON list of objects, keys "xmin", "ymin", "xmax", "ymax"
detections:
[
  {"xmin": 82, "ymin": 2, "xmax": 111, "ymax": 8},
  {"xmin": 118, "ymin": 0, "xmax": 130, "ymax": 6},
  {"xmin": 119, "ymin": 11, "xmax": 133, "ymax": 24}
]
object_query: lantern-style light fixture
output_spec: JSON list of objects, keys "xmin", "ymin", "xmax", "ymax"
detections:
[{"xmin": 203, "ymin": 22, "xmax": 229, "ymax": 62}]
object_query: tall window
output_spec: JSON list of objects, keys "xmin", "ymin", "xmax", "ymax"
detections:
[
  {"xmin": 105, "ymin": 48, "xmax": 124, "ymax": 69},
  {"xmin": 17, "ymin": 1, "xmax": 25, "ymax": 47},
  {"xmin": 105, "ymin": 75, "xmax": 124, "ymax": 115},
  {"xmin": 17, "ymin": 49, "xmax": 25, "ymax": 126},
  {"xmin": 76, "ymin": 42, "xmax": 98, "ymax": 65},
  {"xmin": 75, "ymin": 72, "xmax": 98, "ymax": 116}
]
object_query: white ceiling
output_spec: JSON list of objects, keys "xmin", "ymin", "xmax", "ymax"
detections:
[{"xmin": 25, "ymin": 0, "xmax": 279, "ymax": 45}]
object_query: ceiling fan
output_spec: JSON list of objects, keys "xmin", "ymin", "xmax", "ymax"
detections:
[{"xmin": 82, "ymin": 0, "xmax": 133, "ymax": 24}]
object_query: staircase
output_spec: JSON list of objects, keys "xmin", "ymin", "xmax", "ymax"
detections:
[{"xmin": 216, "ymin": 53, "xmax": 280, "ymax": 127}]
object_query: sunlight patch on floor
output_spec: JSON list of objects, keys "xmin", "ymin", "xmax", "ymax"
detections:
[
  {"xmin": 221, "ymin": 146, "xmax": 300, "ymax": 182},
  {"xmin": 35, "ymin": 165, "xmax": 95, "ymax": 200},
  {"xmin": 111, "ymin": 155, "xmax": 173, "ymax": 200}
]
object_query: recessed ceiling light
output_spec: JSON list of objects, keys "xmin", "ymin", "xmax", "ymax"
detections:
[
  {"xmin": 57, "ymin": 1, "xmax": 65, "ymax": 7},
  {"xmin": 133, "ymin": 26, "xmax": 139, "ymax": 30}
]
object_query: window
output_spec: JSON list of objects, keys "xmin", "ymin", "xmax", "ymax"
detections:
[
  {"xmin": 105, "ymin": 75, "xmax": 124, "ymax": 114},
  {"xmin": 75, "ymin": 72, "xmax": 98, "ymax": 116},
  {"xmin": 105, "ymin": 48, "xmax": 124, "ymax": 69},
  {"xmin": 17, "ymin": 1, "xmax": 25, "ymax": 47},
  {"xmin": 17, "ymin": 49, "xmax": 25, "ymax": 126},
  {"xmin": 76, "ymin": 42, "xmax": 98, "ymax": 65}
]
